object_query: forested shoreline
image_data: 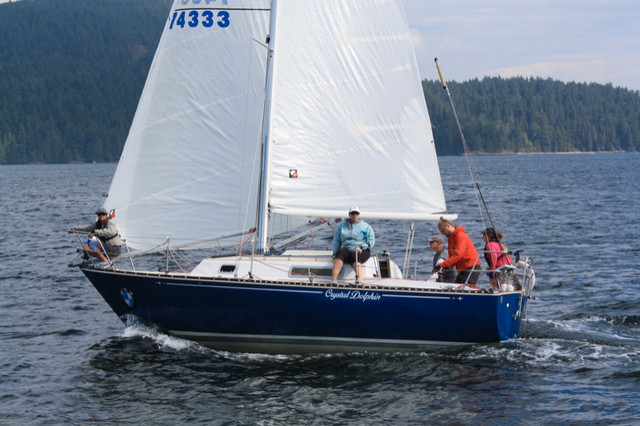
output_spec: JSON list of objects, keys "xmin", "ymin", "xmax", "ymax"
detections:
[
  {"xmin": 424, "ymin": 78, "xmax": 639, "ymax": 155},
  {"xmin": 0, "ymin": 0, "xmax": 638, "ymax": 164}
]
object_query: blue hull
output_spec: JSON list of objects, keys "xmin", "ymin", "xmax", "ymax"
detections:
[{"xmin": 81, "ymin": 268, "xmax": 527, "ymax": 353}]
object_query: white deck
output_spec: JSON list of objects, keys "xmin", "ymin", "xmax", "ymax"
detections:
[{"xmin": 190, "ymin": 250, "xmax": 466, "ymax": 291}]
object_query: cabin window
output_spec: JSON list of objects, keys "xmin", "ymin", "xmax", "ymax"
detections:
[
  {"xmin": 290, "ymin": 267, "xmax": 332, "ymax": 277},
  {"xmin": 219, "ymin": 264, "xmax": 236, "ymax": 273}
]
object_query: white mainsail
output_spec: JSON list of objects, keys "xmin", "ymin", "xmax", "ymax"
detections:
[
  {"xmin": 266, "ymin": 0, "xmax": 447, "ymax": 221},
  {"xmin": 106, "ymin": 0, "xmax": 271, "ymax": 249}
]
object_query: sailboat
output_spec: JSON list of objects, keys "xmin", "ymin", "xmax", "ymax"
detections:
[{"xmin": 72, "ymin": 0, "xmax": 536, "ymax": 353}]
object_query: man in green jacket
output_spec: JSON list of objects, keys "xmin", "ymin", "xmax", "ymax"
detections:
[{"xmin": 69, "ymin": 207, "xmax": 122, "ymax": 262}]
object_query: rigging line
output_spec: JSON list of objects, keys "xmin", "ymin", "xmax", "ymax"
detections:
[
  {"xmin": 236, "ymin": 227, "xmax": 257, "ymax": 254},
  {"xmin": 116, "ymin": 229, "xmax": 254, "ymax": 260},
  {"xmin": 303, "ymin": 221, "xmax": 316, "ymax": 249},
  {"xmin": 241, "ymin": 37, "xmax": 257, "ymax": 238},
  {"xmin": 434, "ymin": 57, "xmax": 498, "ymax": 236}
]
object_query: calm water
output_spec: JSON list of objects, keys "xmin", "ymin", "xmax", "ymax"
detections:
[{"xmin": 1, "ymin": 153, "xmax": 639, "ymax": 424}]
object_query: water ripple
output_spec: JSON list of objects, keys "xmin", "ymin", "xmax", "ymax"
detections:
[{"xmin": 1, "ymin": 155, "xmax": 640, "ymax": 423}]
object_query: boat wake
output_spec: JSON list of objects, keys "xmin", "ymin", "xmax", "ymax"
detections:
[
  {"xmin": 525, "ymin": 316, "xmax": 640, "ymax": 345},
  {"xmin": 120, "ymin": 325, "xmax": 196, "ymax": 352},
  {"xmin": 463, "ymin": 316, "xmax": 640, "ymax": 371},
  {"xmin": 105, "ymin": 311, "xmax": 640, "ymax": 370},
  {"xmin": 118, "ymin": 316, "xmax": 301, "ymax": 361}
]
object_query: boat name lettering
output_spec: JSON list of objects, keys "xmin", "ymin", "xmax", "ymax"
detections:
[
  {"xmin": 170, "ymin": 9, "xmax": 230, "ymax": 30},
  {"xmin": 325, "ymin": 289, "xmax": 381, "ymax": 302}
]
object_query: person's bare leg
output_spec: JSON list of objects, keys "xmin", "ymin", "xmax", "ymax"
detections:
[
  {"xmin": 84, "ymin": 245, "xmax": 108, "ymax": 262},
  {"xmin": 332, "ymin": 258, "xmax": 343, "ymax": 282},
  {"xmin": 96, "ymin": 251, "xmax": 108, "ymax": 263}
]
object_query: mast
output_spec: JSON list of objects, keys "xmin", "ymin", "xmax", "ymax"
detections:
[{"xmin": 256, "ymin": 0, "xmax": 278, "ymax": 253}]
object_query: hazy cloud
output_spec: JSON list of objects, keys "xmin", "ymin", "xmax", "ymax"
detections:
[
  {"xmin": 2, "ymin": 0, "xmax": 637, "ymax": 89},
  {"xmin": 404, "ymin": 0, "xmax": 640, "ymax": 90}
]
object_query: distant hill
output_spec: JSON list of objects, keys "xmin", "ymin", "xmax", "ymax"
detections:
[
  {"xmin": 0, "ymin": 0, "xmax": 638, "ymax": 164},
  {"xmin": 424, "ymin": 78, "xmax": 640, "ymax": 155},
  {"xmin": 0, "ymin": 0, "xmax": 171, "ymax": 164}
]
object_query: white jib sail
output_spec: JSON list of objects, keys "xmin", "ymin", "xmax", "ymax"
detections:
[
  {"xmin": 266, "ymin": 0, "xmax": 448, "ymax": 221},
  {"xmin": 106, "ymin": 0, "xmax": 271, "ymax": 250}
]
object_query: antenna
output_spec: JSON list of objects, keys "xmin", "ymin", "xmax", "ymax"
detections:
[{"xmin": 434, "ymin": 58, "xmax": 499, "ymax": 238}]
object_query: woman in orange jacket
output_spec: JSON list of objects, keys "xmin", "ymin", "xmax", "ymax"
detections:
[{"xmin": 437, "ymin": 217, "xmax": 482, "ymax": 285}]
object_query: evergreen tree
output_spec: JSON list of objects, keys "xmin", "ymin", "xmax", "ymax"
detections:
[{"xmin": 0, "ymin": 0, "xmax": 638, "ymax": 164}]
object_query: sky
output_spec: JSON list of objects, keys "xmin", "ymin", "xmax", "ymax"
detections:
[
  {"xmin": 2, "ymin": 0, "xmax": 638, "ymax": 90},
  {"xmin": 404, "ymin": 0, "xmax": 640, "ymax": 91}
]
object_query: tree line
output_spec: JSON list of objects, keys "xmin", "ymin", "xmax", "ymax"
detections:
[
  {"xmin": 424, "ymin": 78, "xmax": 639, "ymax": 155},
  {"xmin": 0, "ymin": 0, "xmax": 171, "ymax": 164},
  {"xmin": 0, "ymin": 0, "xmax": 638, "ymax": 164}
]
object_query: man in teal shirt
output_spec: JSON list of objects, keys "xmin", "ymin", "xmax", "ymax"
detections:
[{"xmin": 331, "ymin": 206, "xmax": 375, "ymax": 285}]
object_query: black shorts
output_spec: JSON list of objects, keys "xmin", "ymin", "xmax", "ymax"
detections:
[
  {"xmin": 334, "ymin": 247, "xmax": 370, "ymax": 264},
  {"xmin": 455, "ymin": 265, "xmax": 482, "ymax": 285},
  {"xmin": 104, "ymin": 244, "xmax": 121, "ymax": 258}
]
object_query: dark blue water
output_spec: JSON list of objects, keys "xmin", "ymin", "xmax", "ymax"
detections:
[{"xmin": 1, "ymin": 153, "xmax": 639, "ymax": 424}]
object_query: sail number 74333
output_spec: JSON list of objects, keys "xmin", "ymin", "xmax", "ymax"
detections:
[{"xmin": 170, "ymin": 10, "xmax": 230, "ymax": 29}]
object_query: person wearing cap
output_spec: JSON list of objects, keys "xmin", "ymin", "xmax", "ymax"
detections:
[
  {"xmin": 428, "ymin": 235, "xmax": 456, "ymax": 283},
  {"xmin": 69, "ymin": 208, "xmax": 122, "ymax": 263},
  {"xmin": 482, "ymin": 227, "xmax": 512, "ymax": 290},
  {"xmin": 437, "ymin": 217, "xmax": 482, "ymax": 285},
  {"xmin": 331, "ymin": 206, "xmax": 375, "ymax": 284}
]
